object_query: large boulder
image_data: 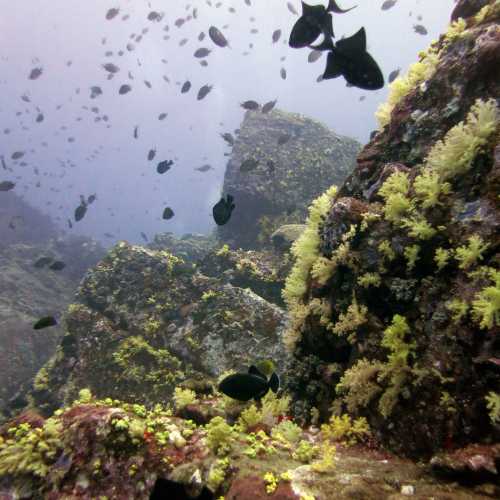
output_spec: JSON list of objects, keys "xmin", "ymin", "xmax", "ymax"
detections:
[
  {"xmin": 24, "ymin": 242, "xmax": 288, "ymax": 416},
  {"xmin": 283, "ymin": 2, "xmax": 500, "ymax": 459},
  {"xmin": 217, "ymin": 109, "xmax": 360, "ymax": 249}
]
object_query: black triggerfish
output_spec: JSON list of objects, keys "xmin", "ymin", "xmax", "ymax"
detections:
[{"xmin": 218, "ymin": 365, "xmax": 280, "ymax": 401}]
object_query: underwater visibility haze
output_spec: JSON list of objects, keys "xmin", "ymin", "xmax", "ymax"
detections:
[{"xmin": 0, "ymin": 0, "xmax": 499, "ymax": 499}]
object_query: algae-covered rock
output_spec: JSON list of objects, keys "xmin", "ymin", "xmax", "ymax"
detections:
[
  {"xmin": 148, "ymin": 232, "xmax": 217, "ymax": 263},
  {"xmin": 23, "ymin": 242, "xmax": 288, "ymax": 416},
  {"xmin": 218, "ymin": 109, "xmax": 360, "ymax": 249},
  {"xmin": 271, "ymin": 225, "xmax": 306, "ymax": 252},
  {"xmin": 283, "ymin": 2, "xmax": 500, "ymax": 459}
]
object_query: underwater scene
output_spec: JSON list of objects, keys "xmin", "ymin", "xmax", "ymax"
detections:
[{"xmin": 0, "ymin": 0, "xmax": 499, "ymax": 498}]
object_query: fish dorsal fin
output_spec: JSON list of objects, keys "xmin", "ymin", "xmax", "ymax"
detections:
[
  {"xmin": 249, "ymin": 365, "xmax": 267, "ymax": 380},
  {"xmin": 301, "ymin": 1, "xmax": 317, "ymax": 15},
  {"xmin": 327, "ymin": 0, "xmax": 357, "ymax": 14},
  {"xmin": 321, "ymin": 13, "xmax": 335, "ymax": 39},
  {"xmin": 269, "ymin": 372, "xmax": 280, "ymax": 393},
  {"xmin": 336, "ymin": 27, "xmax": 366, "ymax": 56}
]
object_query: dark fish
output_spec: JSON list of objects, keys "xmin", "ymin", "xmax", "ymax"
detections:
[
  {"xmin": 162, "ymin": 207, "xmax": 175, "ymax": 220},
  {"xmin": 272, "ymin": 29, "xmax": 282, "ymax": 43},
  {"xmin": 68, "ymin": 219, "xmax": 73, "ymax": 229},
  {"xmin": 29, "ymin": 67, "xmax": 43, "ymax": 80},
  {"xmin": 194, "ymin": 48, "xmax": 211, "ymax": 58},
  {"xmin": 34, "ymin": 257, "xmax": 52, "ymax": 268},
  {"xmin": 287, "ymin": 2, "xmax": 299, "ymax": 16},
  {"xmin": 104, "ymin": 232, "xmax": 114, "ymax": 238},
  {"xmin": 35, "ymin": 113, "xmax": 44, "ymax": 123},
  {"xmin": 11, "ymin": 151, "xmax": 25, "ymax": 160},
  {"xmin": 213, "ymin": 194, "xmax": 235, "ymax": 225},
  {"xmin": 195, "ymin": 164, "xmax": 213, "ymax": 172},
  {"xmin": 322, "ymin": 28, "xmax": 384, "ymax": 90},
  {"xmin": 158, "ymin": 113, "xmax": 168, "ymax": 120},
  {"xmin": 289, "ymin": 2, "xmax": 333, "ymax": 48},
  {"xmin": 388, "ymin": 68, "xmax": 401, "ymax": 83},
  {"xmin": 148, "ymin": 149, "xmax": 156, "ymax": 161},
  {"xmin": 218, "ymin": 367, "xmax": 280, "ymax": 401},
  {"xmin": 241, "ymin": 100, "xmax": 260, "ymax": 111},
  {"xmin": 240, "ymin": 158, "xmax": 259, "ymax": 172},
  {"xmin": 381, "ymin": 0, "xmax": 397, "ymax": 11},
  {"xmin": 102, "ymin": 63, "xmax": 120, "ymax": 73},
  {"xmin": 174, "ymin": 18, "xmax": 185, "ymax": 28},
  {"xmin": 90, "ymin": 86, "xmax": 103, "ymax": 98},
  {"xmin": 87, "ymin": 194, "xmax": 97, "ymax": 204},
  {"xmin": 157, "ymin": 160, "xmax": 173, "ymax": 174},
  {"xmin": 141, "ymin": 232, "xmax": 149, "ymax": 242},
  {"xmin": 198, "ymin": 32, "xmax": 205, "ymax": 41},
  {"xmin": 209, "ymin": 26, "xmax": 229, "ymax": 47},
  {"xmin": 181, "ymin": 81, "xmax": 191, "ymax": 93},
  {"xmin": 1, "ymin": 157, "xmax": 7, "ymax": 170},
  {"xmin": 49, "ymin": 261, "xmax": 66, "ymax": 271},
  {"xmin": 200, "ymin": 60, "xmax": 209, "ymax": 67},
  {"xmin": 280, "ymin": 67, "xmax": 287, "ymax": 79},
  {"xmin": 277, "ymin": 133, "xmax": 291, "ymax": 145},
  {"xmin": 105, "ymin": 7, "xmax": 120, "ymax": 20},
  {"xmin": 0, "ymin": 181, "xmax": 15, "ymax": 191},
  {"xmin": 119, "ymin": 84, "xmax": 132, "ymax": 94},
  {"xmin": 308, "ymin": 50, "xmax": 323, "ymax": 63},
  {"xmin": 147, "ymin": 11, "xmax": 163, "ymax": 21},
  {"xmin": 262, "ymin": 99, "xmax": 277, "ymax": 113},
  {"xmin": 197, "ymin": 85, "xmax": 212, "ymax": 100},
  {"xmin": 34, "ymin": 316, "xmax": 57, "ymax": 330},
  {"xmin": 179, "ymin": 38, "xmax": 188, "ymax": 46},
  {"xmin": 327, "ymin": 0, "xmax": 356, "ymax": 13},
  {"xmin": 75, "ymin": 203, "xmax": 87, "ymax": 222},
  {"xmin": 413, "ymin": 24, "xmax": 428, "ymax": 35},
  {"xmin": 221, "ymin": 132, "xmax": 235, "ymax": 145}
]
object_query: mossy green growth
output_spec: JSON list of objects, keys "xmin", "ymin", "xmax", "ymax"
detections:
[
  {"xmin": 205, "ymin": 417, "xmax": 236, "ymax": 456},
  {"xmin": 292, "ymin": 440, "xmax": 319, "ymax": 463},
  {"xmin": 413, "ymin": 170, "xmax": 451, "ymax": 209},
  {"xmin": 378, "ymin": 172, "xmax": 414, "ymax": 223},
  {"xmin": 434, "ymin": 247, "xmax": 451, "ymax": 271},
  {"xmin": 173, "ymin": 387, "xmax": 198, "ymax": 410},
  {"xmin": 207, "ymin": 457, "xmax": 230, "ymax": 492},
  {"xmin": 357, "ymin": 272, "xmax": 381, "ymax": 288},
  {"xmin": 472, "ymin": 268, "xmax": 500, "ymax": 329},
  {"xmin": 404, "ymin": 244, "xmax": 420, "ymax": 271},
  {"xmin": 446, "ymin": 299, "xmax": 469, "ymax": 324},
  {"xmin": 485, "ymin": 392, "xmax": 500, "ymax": 425},
  {"xmin": 321, "ymin": 414, "xmax": 370, "ymax": 445},
  {"xmin": 455, "ymin": 235, "xmax": 489, "ymax": 270},
  {"xmin": 271, "ymin": 420, "xmax": 303, "ymax": 445}
]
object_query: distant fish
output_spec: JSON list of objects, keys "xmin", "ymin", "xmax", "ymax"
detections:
[
  {"xmin": 213, "ymin": 194, "xmax": 235, "ymax": 225},
  {"xmin": 74, "ymin": 203, "xmax": 87, "ymax": 222},
  {"xmin": 33, "ymin": 316, "xmax": 57, "ymax": 330},
  {"xmin": 308, "ymin": 50, "xmax": 323, "ymax": 63},
  {"xmin": 181, "ymin": 81, "xmax": 191, "ymax": 93},
  {"xmin": 133, "ymin": 125, "xmax": 139, "ymax": 139},
  {"xmin": 262, "ymin": 99, "xmax": 277, "ymax": 113},
  {"xmin": 158, "ymin": 112, "xmax": 168, "ymax": 120},
  {"xmin": 87, "ymin": 194, "xmax": 97, "ymax": 204},
  {"xmin": 90, "ymin": 86, "xmax": 103, "ymax": 98},
  {"xmin": 162, "ymin": 207, "xmax": 175, "ymax": 220},
  {"xmin": 413, "ymin": 24, "xmax": 428, "ymax": 35},
  {"xmin": 218, "ymin": 365, "xmax": 280, "ymax": 401},
  {"xmin": 195, "ymin": 164, "xmax": 213, "ymax": 172},
  {"xmin": 157, "ymin": 160, "xmax": 173, "ymax": 174},
  {"xmin": 147, "ymin": 11, "xmax": 163, "ymax": 22},
  {"xmin": 241, "ymin": 100, "xmax": 260, "ymax": 111},
  {"xmin": 105, "ymin": 7, "xmax": 120, "ymax": 20},
  {"xmin": 220, "ymin": 132, "xmax": 235, "ymax": 145},
  {"xmin": 209, "ymin": 26, "xmax": 229, "ymax": 47},
  {"xmin": 381, "ymin": 0, "xmax": 397, "ymax": 11},
  {"xmin": 11, "ymin": 151, "xmax": 25, "ymax": 160},
  {"xmin": 49, "ymin": 261, "xmax": 66, "ymax": 271},
  {"xmin": 148, "ymin": 149, "xmax": 156, "ymax": 161},
  {"xmin": 287, "ymin": 2, "xmax": 299, "ymax": 16},
  {"xmin": 240, "ymin": 158, "xmax": 259, "ymax": 172},
  {"xmin": 102, "ymin": 63, "xmax": 120, "ymax": 73},
  {"xmin": 197, "ymin": 84, "xmax": 213, "ymax": 100},
  {"xmin": 194, "ymin": 47, "xmax": 211, "ymax": 58},
  {"xmin": 29, "ymin": 67, "xmax": 43, "ymax": 80},
  {"xmin": 0, "ymin": 181, "xmax": 15, "ymax": 191},
  {"xmin": 388, "ymin": 68, "xmax": 401, "ymax": 83},
  {"xmin": 119, "ymin": 84, "xmax": 132, "ymax": 95},
  {"xmin": 140, "ymin": 232, "xmax": 148, "ymax": 242},
  {"xmin": 198, "ymin": 32, "xmax": 205, "ymax": 41},
  {"xmin": 280, "ymin": 67, "xmax": 287, "ymax": 79},
  {"xmin": 272, "ymin": 29, "xmax": 282, "ymax": 43}
]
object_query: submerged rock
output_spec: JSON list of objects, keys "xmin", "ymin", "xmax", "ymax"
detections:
[{"xmin": 218, "ymin": 109, "xmax": 360, "ymax": 249}]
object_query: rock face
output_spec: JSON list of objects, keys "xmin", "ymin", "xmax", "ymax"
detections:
[
  {"xmin": 0, "ymin": 237, "xmax": 104, "ymax": 415},
  {"xmin": 218, "ymin": 109, "xmax": 360, "ymax": 249},
  {"xmin": 283, "ymin": 2, "xmax": 500, "ymax": 458},
  {"xmin": 148, "ymin": 232, "xmax": 216, "ymax": 263},
  {"xmin": 26, "ymin": 242, "xmax": 288, "ymax": 416}
]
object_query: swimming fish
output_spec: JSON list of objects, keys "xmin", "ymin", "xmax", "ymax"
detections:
[
  {"xmin": 194, "ymin": 48, "xmax": 211, "ymax": 58},
  {"xmin": 157, "ymin": 160, "xmax": 173, "ymax": 174},
  {"xmin": 148, "ymin": 149, "xmax": 156, "ymax": 161},
  {"xmin": 388, "ymin": 68, "xmax": 401, "ymax": 83},
  {"xmin": 197, "ymin": 85, "xmax": 213, "ymax": 100},
  {"xmin": 196, "ymin": 164, "xmax": 213, "ymax": 172},
  {"xmin": 221, "ymin": 132, "xmax": 235, "ymax": 146},
  {"xmin": 49, "ymin": 261, "xmax": 66, "ymax": 271},
  {"xmin": 218, "ymin": 365, "xmax": 280, "ymax": 401},
  {"xmin": 272, "ymin": 29, "xmax": 282, "ymax": 43},
  {"xmin": 181, "ymin": 81, "xmax": 191, "ymax": 93},
  {"xmin": 289, "ymin": 1, "xmax": 335, "ymax": 48},
  {"xmin": 34, "ymin": 257, "xmax": 53, "ymax": 268},
  {"xmin": 0, "ymin": 181, "xmax": 15, "ymax": 191},
  {"xmin": 212, "ymin": 194, "xmax": 235, "ymax": 225},
  {"xmin": 209, "ymin": 26, "xmax": 229, "ymax": 47},
  {"xmin": 34, "ymin": 316, "xmax": 57, "ymax": 330},
  {"xmin": 413, "ymin": 24, "xmax": 428, "ymax": 35},
  {"xmin": 75, "ymin": 203, "xmax": 87, "ymax": 222},
  {"xmin": 321, "ymin": 28, "xmax": 384, "ymax": 90},
  {"xmin": 162, "ymin": 207, "xmax": 175, "ymax": 220},
  {"xmin": 241, "ymin": 100, "xmax": 260, "ymax": 110},
  {"xmin": 381, "ymin": 0, "xmax": 397, "ymax": 11}
]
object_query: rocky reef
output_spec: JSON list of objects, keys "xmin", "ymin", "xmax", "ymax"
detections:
[
  {"xmin": 147, "ymin": 232, "xmax": 217, "ymax": 263},
  {"xmin": 21, "ymin": 242, "xmax": 288, "ymax": 417},
  {"xmin": 218, "ymin": 109, "xmax": 360, "ymax": 249},
  {"xmin": 283, "ymin": 1, "xmax": 500, "ymax": 460}
]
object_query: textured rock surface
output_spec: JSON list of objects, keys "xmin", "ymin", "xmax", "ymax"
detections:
[
  {"xmin": 218, "ymin": 109, "xmax": 360, "ymax": 249},
  {"xmin": 23, "ymin": 242, "xmax": 288, "ymax": 416},
  {"xmin": 284, "ymin": 2, "xmax": 500, "ymax": 458},
  {"xmin": 148, "ymin": 232, "xmax": 216, "ymax": 263},
  {"xmin": 0, "ymin": 237, "xmax": 104, "ymax": 414}
]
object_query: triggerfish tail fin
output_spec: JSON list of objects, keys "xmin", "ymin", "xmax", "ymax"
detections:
[{"xmin": 269, "ymin": 372, "xmax": 280, "ymax": 393}]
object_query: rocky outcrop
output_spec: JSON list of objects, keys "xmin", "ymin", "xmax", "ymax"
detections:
[
  {"xmin": 0, "ymin": 237, "xmax": 104, "ymax": 415},
  {"xmin": 148, "ymin": 232, "xmax": 216, "ymax": 263},
  {"xmin": 24, "ymin": 242, "xmax": 288, "ymax": 416},
  {"xmin": 283, "ymin": 1, "xmax": 500, "ymax": 458},
  {"xmin": 218, "ymin": 109, "xmax": 360, "ymax": 249}
]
